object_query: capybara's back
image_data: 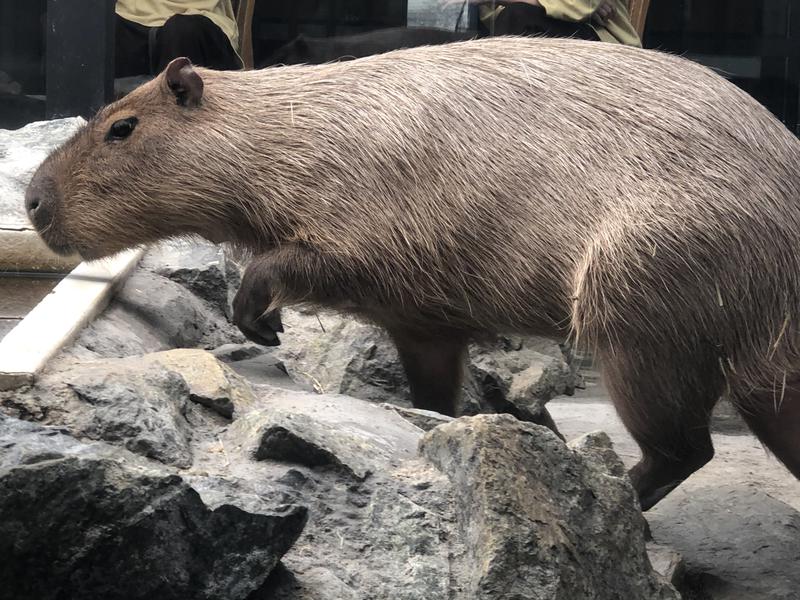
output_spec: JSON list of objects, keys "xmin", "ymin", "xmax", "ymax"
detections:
[{"xmin": 25, "ymin": 37, "xmax": 800, "ymax": 509}]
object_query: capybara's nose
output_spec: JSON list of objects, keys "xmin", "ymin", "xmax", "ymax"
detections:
[
  {"xmin": 24, "ymin": 174, "xmax": 55, "ymax": 231},
  {"xmin": 25, "ymin": 192, "xmax": 41, "ymax": 217}
]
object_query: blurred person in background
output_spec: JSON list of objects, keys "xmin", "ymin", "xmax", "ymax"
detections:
[
  {"xmin": 115, "ymin": 0, "xmax": 242, "ymax": 78},
  {"xmin": 454, "ymin": 0, "xmax": 640, "ymax": 46}
]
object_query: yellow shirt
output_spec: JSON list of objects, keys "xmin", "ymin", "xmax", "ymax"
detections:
[
  {"xmin": 539, "ymin": 0, "xmax": 641, "ymax": 47},
  {"xmin": 480, "ymin": 0, "xmax": 641, "ymax": 47},
  {"xmin": 115, "ymin": 0, "xmax": 239, "ymax": 52}
]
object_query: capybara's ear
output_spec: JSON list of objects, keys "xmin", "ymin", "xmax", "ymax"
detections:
[{"xmin": 164, "ymin": 57, "xmax": 204, "ymax": 108}]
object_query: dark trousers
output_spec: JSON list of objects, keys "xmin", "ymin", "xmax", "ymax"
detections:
[
  {"xmin": 115, "ymin": 13, "xmax": 240, "ymax": 78},
  {"xmin": 480, "ymin": 3, "xmax": 600, "ymax": 41}
]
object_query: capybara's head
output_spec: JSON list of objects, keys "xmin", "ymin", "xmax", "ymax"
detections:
[{"xmin": 24, "ymin": 57, "xmax": 239, "ymax": 260}]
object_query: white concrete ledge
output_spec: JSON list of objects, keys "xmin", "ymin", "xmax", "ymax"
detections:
[{"xmin": 0, "ymin": 248, "xmax": 145, "ymax": 390}]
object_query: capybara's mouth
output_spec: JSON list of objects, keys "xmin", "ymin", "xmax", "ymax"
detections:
[
  {"xmin": 45, "ymin": 240, "xmax": 80, "ymax": 259},
  {"xmin": 32, "ymin": 223, "xmax": 77, "ymax": 257}
]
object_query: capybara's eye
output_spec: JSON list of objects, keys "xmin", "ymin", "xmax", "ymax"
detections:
[{"xmin": 106, "ymin": 117, "xmax": 138, "ymax": 142}]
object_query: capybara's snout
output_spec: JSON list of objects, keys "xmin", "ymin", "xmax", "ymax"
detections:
[{"xmin": 24, "ymin": 167, "xmax": 72, "ymax": 256}]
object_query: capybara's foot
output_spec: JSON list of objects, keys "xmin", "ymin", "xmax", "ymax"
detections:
[
  {"xmin": 232, "ymin": 260, "xmax": 284, "ymax": 346},
  {"xmin": 629, "ymin": 445, "xmax": 714, "ymax": 511},
  {"xmin": 235, "ymin": 306, "xmax": 284, "ymax": 347}
]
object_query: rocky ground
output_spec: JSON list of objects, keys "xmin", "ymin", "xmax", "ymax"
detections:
[{"xmin": 0, "ymin": 240, "xmax": 798, "ymax": 599}]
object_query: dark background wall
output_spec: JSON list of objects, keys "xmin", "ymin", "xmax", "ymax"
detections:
[
  {"xmin": 251, "ymin": 0, "xmax": 408, "ymax": 61},
  {"xmin": 644, "ymin": 0, "xmax": 800, "ymax": 134},
  {"xmin": 0, "ymin": 0, "xmax": 46, "ymax": 94},
  {"xmin": 0, "ymin": 0, "xmax": 47, "ymax": 128}
]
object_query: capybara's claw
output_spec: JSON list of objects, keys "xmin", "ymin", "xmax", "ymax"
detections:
[
  {"xmin": 232, "ymin": 295, "xmax": 280, "ymax": 345},
  {"xmin": 236, "ymin": 314, "xmax": 282, "ymax": 347}
]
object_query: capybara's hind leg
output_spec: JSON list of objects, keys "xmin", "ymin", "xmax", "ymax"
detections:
[
  {"xmin": 388, "ymin": 328, "xmax": 468, "ymax": 417},
  {"xmin": 601, "ymin": 350, "xmax": 724, "ymax": 510},
  {"xmin": 736, "ymin": 380, "xmax": 800, "ymax": 479}
]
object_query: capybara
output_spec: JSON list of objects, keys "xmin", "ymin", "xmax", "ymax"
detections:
[
  {"xmin": 25, "ymin": 37, "xmax": 800, "ymax": 510},
  {"xmin": 260, "ymin": 27, "xmax": 476, "ymax": 68}
]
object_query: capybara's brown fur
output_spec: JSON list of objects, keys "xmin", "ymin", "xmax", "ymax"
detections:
[{"xmin": 25, "ymin": 37, "xmax": 800, "ymax": 510}]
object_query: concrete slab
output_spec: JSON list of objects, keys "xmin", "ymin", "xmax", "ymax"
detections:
[
  {"xmin": 0, "ymin": 274, "xmax": 62, "ymax": 318},
  {"xmin": 0, "ymin": 248, "xmax": 144, "ymax": 390}
]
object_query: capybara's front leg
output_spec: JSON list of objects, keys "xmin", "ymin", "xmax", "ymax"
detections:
[
  {"xmin": 232, "ymin": 256, "xmax": 286, "ymax": 346},
  {"xmin": 233, "ymin": 244, "xmax": 359, "ymax": 346},
  {"xmin": 388, "ymin": 327, "xmax": 469, "ymax": 417}
]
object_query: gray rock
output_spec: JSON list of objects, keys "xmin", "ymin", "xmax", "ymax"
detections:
[
  {"xmin": 272, "ymin": 309, "xmax": 579, "ymax": 420},
  {"xmin": 225, "ymin": 353, "xmax": 307, "ymax": 390},
  {"xmin": 71, "ymin": 271, "xmax": 243, "ymax": 358},
  {"xmin": 116, "ymin": 271, "xmax": 242, "ymax": 348},
  {"xmin": 254, "ymin": 564, "xmax": 360, "ymax": 600},
  {"xmin": 4, "ymin": 351, "xmax": 257, "ymax": 467},
  {"xmin": 568, "ymin": 430, "xmax": 627, "ymax": 478},
  {"xmin": 57, "ymin": 362, "xmax": 194, "ymax": 467},
  {"xmin": 227, "ymin": 389, "xmax": 421, "ymax": 480},
  {"xmin": 142, "ymin": 241, "xmax": 238, "ymax": 319},
  {"xmin": 468, "ymin": 335, "xmax": 580, "ymax": 425},
  {"xmin": 0, "ymin": 414, "xmax": 102, "ymax": 467},
  {"xmin": 359, "ymin": 483, "xmax": 453, "ymax": 599},
  {"xmin": 379, "ymin": 403, "xmax": 455, "ymax": 432},
  {"xmin": 137, "ymin": 349, "xmax": 256, "ymax": 419},
  {"xmin": 68, "ymin": 302, "xmax": 172, "ymax": 358},
  {"xmin": 649, "ymin": 483, "xmax": 800, "ymax": 600},
  {"xmin": 218, "ymin": 390, "xmax": 458, "ymax": 600},
  {"xmin": 212, "ymin": 343, "xmax": 267, "ymax": 363},
  {"xmin": 647, "ymin": 543, "xmax": 686, "ymax": 590},
  {"xmin": 420, "ymin": 415, "xmax": 680, "ymax": 600},
  {"xmin": 272, "ymin": 309, "xmax": 417, "ymax": 402},
  {"xmin": 259, "ymin": 458, "xmax": 458, "ymax": 600},
  {"xmin": 0, "ymin": 416, "xmax": 307, "ymax": 600}
]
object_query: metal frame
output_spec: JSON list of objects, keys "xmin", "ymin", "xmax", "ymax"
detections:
[{"xmin": 45, "ymin": 0, "xmax": 115, "ymax": 119}]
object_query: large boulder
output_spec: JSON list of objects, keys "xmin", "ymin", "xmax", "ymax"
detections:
[
  {"xmin": 1, "ymin": 350, "xmax": 256, "ymax": 467},
  {"xmin": 226, "ymin": 388, "xmax": 421, "ymax": 480},
  {"xmin": 419, "ymin": 415, "xmax": 680, "ymax": 600},
  {"xmin": 0, "ymin": 415, "xmax": 307, "ymax": 600},
  {"xmin": 252, "ymin": 405, "xmax": 678, "ymax": 600}
]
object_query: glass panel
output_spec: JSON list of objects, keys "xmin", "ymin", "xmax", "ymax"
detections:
[
  {"xmin": 0, "ymin": 0, "xmax": 46, "ymax": 129},
  {"xmin": 407, "ymin": 0, "xmax": 467, "ymax": 29},
  {"xmin": 645, "ymin": 0, "xmax": 799, "ymax": 134}
]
